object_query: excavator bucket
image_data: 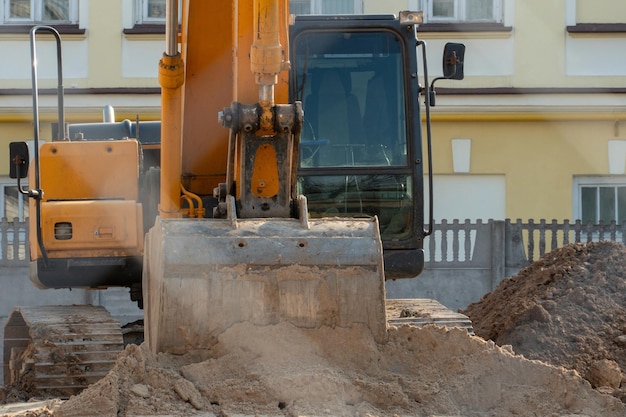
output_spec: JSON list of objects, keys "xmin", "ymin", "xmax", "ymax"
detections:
[{"xmin": 143, "ymin": 211, "xmax": 387, "ymax": 354}]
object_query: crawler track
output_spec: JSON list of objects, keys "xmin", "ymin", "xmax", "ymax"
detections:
[
  {"xmin": 386, "ymin": 298, "xmax": 474, "ymax": 334},
  {"xmin": 3, "ymin": 305, "xmax": 124, "ymax": 397}
]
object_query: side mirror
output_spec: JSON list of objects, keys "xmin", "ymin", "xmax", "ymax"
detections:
[
  {"xmin": 427, "ymin": 42, "xmax": 466, "ymax": 106},
  {"xmin": 10, "ymin": 142, "xmax": 29, "ymax": 179},
  {"xmin": 442, "ymin": 42, "xmax": 465, "ymax": 80}
]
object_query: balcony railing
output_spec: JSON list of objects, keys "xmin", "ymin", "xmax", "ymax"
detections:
[{"xmin": 2, "ymin": 218, "xmax": 625, "ymax": 270}]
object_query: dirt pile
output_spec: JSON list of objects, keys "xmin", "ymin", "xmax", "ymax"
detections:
[
  {"xmin": 45, "ymin": 321, "xmax": 622, "ymax": 417},
  {"xmin": 464, "ymin": 241, "xmax": 626, "ymax": 403},
  {"xmin": 6, "ymin": 241, "xmax": 626, "ymax": 416},
  {"xmin": 0, "ymin": 400, "xmax": 59, "ymax": 417}
]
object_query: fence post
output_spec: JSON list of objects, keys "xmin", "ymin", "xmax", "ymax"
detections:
[
  {"xmin": 0, "ymin": 218, "xmax": 7, "ymax": 261},
  {"xmin": 491, "ymin": 220, "xmax": 505, "ymax": 290},
  {"xmin": 505, "ymin": 219, "xmax": 528, "ymax": 272}
]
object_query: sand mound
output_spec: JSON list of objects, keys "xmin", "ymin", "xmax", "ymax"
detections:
[
  {"xmin": 52, "ymin": 321, "xmax": 623, "ymax": 417},
  {"xmin": 6, "ymin": 241, "xmax": 626, "ymax": 416},
  {"xmin": 464, "ymin": 241, "xmax": 626, "ymax": 403}
]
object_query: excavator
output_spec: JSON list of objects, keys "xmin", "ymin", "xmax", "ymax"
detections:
[{"xmin": 3, "ymin": 0, "xmax": 466, "ymax": 395}]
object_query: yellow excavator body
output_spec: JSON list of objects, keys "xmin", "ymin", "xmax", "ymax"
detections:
[
  {"xmin": 5, "ymin": 0, "xmax": 469, "ymax": 394},
  {"xmin": 30, "ymin": 140, "xmax": 143, "ymax": 261}
]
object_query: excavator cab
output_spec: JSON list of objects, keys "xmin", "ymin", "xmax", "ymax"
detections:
[{"xmin": 291, "ymin": 14, "xmax": 444, "ymax": 279}]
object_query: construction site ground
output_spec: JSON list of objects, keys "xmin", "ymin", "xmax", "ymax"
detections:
[{"xmin": 2, "ymin": 241, "xmax": 626, "ymax": 416}]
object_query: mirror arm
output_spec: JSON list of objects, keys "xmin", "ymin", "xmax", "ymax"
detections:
[
  {"xmin": 16, "ymin": 177, "xmax": 41, "ymax": 199},
  {"xmin": 429, "ymin": 70, "xmax": 458, "ymax": 106},
  {"xmin": 16, "ymin": 177, "xmax": 29, "ymax": 196},
  {"xmin": 12, "ymin": 156, "xmax": 30, "ymax": 196},
  {"xmin": 430, "ymin": 47, "xmax": 464, "ymax": 97}
]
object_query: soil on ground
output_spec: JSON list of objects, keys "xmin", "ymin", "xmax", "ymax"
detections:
[
  {"xmin": 464, "ymin": 240, "xmax": 626, "ymax": 403},
  {"xmin": 2, "ymin": 241, "xmax": 626, "ymax": 416},
  {"xmin": 5, "ymin": 323, "xmax": 621, "ymax": 417}
]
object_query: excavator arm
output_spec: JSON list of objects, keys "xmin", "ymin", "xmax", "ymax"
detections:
[{"xmin": 158, "ymin": 0, "xmax": 297, "ymax": 219}]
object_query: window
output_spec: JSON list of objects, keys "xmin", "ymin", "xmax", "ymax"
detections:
[
  {"xmin": 0, "ymin": 181, "xmax": 28, "ymax": 261},
  {"xmin": 581, "ymin": 185, "xmax": 626, "ymax": 224},
  {"xmin": 293, "ymin": 31, "xmax": 408, "ymax": 168},
  {"xmin": 3, "ymin": 0, "xmax": 78, "ymax": 24},
  {"xmin": 135, "ymin": 0, "xmax": 182, "ymax": 24},
  {"xmin": 290, "ymin": 0, "xmax": 362, "ymax": 15},
  {"xmin": 575, "ymin": 0, "xmax": 624, "ymax": 25},
  {"xmin": 575, "ymin": 177, "xmax": 626, "ymax": 224},
  {"xmin": 293, "ymin": 30, "xmax": 413, "ymax": 240},
  {"xmin": 421, "ymin": 0, "xmax": 502, "ymax": 23},
  {"xmin": 0, "ymin": 182, "xmax": 28, "ymax": 221},
  {"xmin": 137, "ymin": 0, "xmax": 165, "ymax": 23}
]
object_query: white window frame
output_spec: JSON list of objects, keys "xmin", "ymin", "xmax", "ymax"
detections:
[
  {"xmin": 573, "ymin": 176, "xmax": 626, "ymax": 224},
  {"xmin": 137, "ymin": 0, "xmax": 164, "ymax": 24},
  {"xmin": 135, "ymin": 0, "xmax": 181, "ymax": 24},
  {"xmin": 421, "ymin": 0, "xmax": 502, "ymax": 23},
  {"xmin": 290, "ymin": 0, "xmax": 363, "ymax": 15},
  {"xmin": 0, "ymin": 180, "xmax": 28, "ymax": 261},
  {"xmin": 3, "ymin": 0, "xmax": 78, "ymax": 24},
  {"xmin": 0, "ymin": 180, "xmax": 28, "ymax": 222}
]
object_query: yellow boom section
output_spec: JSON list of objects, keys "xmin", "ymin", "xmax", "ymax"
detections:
[{"xmin": 158, "ymin": 0, "xmax": 290, "ymax": 215}]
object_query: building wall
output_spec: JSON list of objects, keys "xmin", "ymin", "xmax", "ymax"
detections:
[
  {"xmin": 404, "ymin": 0, "xmax": 626, "ymax": 222},
  {"xmin": 0, "ymin": 0, "xmax": 162, "ymax": 131},
  {"xmin": 427, "ymin": 115, "xmax": 625, "ymax": 221},
  {"xmin": 575, "ymin": 0, "xmax": 624, "ymax": 23},
  {"xmin": 0, "ymin": 0, "xmax": 624, "ymax": 223}
]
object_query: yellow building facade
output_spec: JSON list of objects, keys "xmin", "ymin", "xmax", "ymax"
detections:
[
  {"xmin": 0, "ymin": 0, "xmax": 624, "ymax": 224},
  {"xmin": 410, "ymin": 0, "xmax": 626, "ymax": 223}
]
